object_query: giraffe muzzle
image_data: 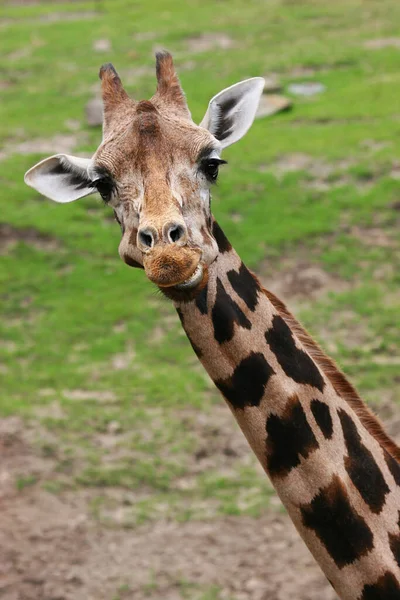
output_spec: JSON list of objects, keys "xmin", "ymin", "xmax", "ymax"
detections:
[{"xmin": 142, "ymin": 245, "xmax": 202, "ymax": 288}]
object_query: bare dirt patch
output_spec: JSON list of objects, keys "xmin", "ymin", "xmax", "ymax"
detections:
[
  {"xmin": 0, "ymin": 132, "xmax": 87, "ymax": 162},
  {"xmin": 2, "ymin": 396, "xmax": 400, "ymax": 600},
  {"xmin": 349, "ymin": 225, "xmax": 398, "ymax": 248},
  {"xmin": 0, "ymin": 12, "xmax": 98, "ymax": 30},
  {"xmin": 365, "ymin": 38, "xmax": 400, "ymax": 49},
  {"xmin": 6, "ymin": 0, "xmax": 85, "ymax": 4},
  {"xmin": 180, "ymin": 403, "xmax": 258, "ymax": 479},
  {"xmin": 258, "ymin": 153, "xmax": 353, "ymax": 181},
  {"xmin": 0, "ymin": 487, "xmax": 335, "ymax": 600},
  {"xmin": 0, "ymin": 223, "xmax": 61, "ymax": 254},
  {"xmin": 260, "ymin": 255, "xmax": 350, "ymax": 305},
  {"xmin": 185, "ymin": 32, "xmax": 235, "ymax": 53},
  {"xmin": 0, "ymin": 417, "xmax": 53, "ymax": 500}
]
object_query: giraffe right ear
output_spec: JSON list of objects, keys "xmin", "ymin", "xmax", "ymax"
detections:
[
  {"xmin": 199, "ymin": 77, "xmax": 265, "ymax": 149},
  {"xmin": 24, "ymin": 154, "xmax": 96, "ymax": 203}
]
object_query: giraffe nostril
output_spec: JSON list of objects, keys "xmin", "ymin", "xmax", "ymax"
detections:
[
  {"xmin": 167, "ymin": 224, "xmax": 185, "ymax": 244},
  {"xmin": 138, "ymin": 228, "xmax": 156, "ymax": 249}
]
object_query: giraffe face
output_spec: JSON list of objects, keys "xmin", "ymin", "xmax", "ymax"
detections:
[
  {"xmin": 92, "ymin": 104, "xmax": 222, "ymax": 297},
  {"xmin": 24, "ymin": 53, "xmax": 264, "ymax": 299}
]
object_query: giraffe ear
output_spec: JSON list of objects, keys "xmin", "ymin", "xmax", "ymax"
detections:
[
  {"xmin": 199, "ymin": 78, "xmax": 265, "ymax": 148},
  {"xmin": 24, "ymin": 154, "xmax": 96, "ymax": 203}
]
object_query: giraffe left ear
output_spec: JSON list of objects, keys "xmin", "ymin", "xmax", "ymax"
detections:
[
  {"xmin": 199, "ymin": 77, "xmax": 265, "ymax": 148},
  {"xmin": 24, "ymin": 154, "xmax": 96, "ymax": 203}
]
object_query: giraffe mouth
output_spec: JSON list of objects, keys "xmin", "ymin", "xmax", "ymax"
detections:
[
  {"xmin": 143, "ymin": 245, "xmax": 202, "ymax": 289},
  {"xmin": 174, "ymin": 264, "xmax": 203, "ymax": 290}
]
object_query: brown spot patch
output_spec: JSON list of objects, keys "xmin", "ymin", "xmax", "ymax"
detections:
[
  {"xmin": 266, "ymin": 395, "xmax": 319, "ymax": 478},
  {"xmin": 211, "ymin": 220, "xmax": 232, "ymax": 253},
  {"xmin": 215, "ymin": 352, "xmax": 275, "ymax": 410},
  {"xmin": 310, "ymin": 399, "xmax": 333, "ymax": 440},
  {"xmin": 389, "ymin": 514, "xmax": 400, "ymax": 569},
  {"xmin": 338, "ymin": 409, "xmax": 389, "ymax": 514},
  {"xmin": 263, "ymin": 288, "xmax": 400, "ymax": 464},
  {"xmin": 361, "ymin": 571, "xmax": 400, "ymax": 599},
  {"xmin": 300, "ymin": 474, "xmax": 374, "ymax": 568},
  {"xmin": 123, "ymin": 254, "xmax": 143, "ymax": 269},
  {"xmin": 212, "ymin": 278, "xmax": 251, "ymax": 344}
]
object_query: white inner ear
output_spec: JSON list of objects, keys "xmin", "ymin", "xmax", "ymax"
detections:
[
  {"xmin": 199, "ymin": 77, "xmax": 265, "ymax": 149},
  {"xmin": 24, "ymin": 154, "xmax": 96, "ymax": 203}
]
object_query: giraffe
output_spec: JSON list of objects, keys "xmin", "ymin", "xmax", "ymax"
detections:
[{"xmin": 24, "ymin": 52, "xmax": 400, "ymax": 600}]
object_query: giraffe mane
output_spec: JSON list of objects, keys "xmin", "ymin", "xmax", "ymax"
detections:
[{"xmin": 261, "ymin": 285, "xmax": 400, "ymax": 463}]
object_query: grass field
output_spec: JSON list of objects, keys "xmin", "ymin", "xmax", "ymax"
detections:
[{"xmin": 0, "ymin": 1, "xmax": 399, "ymax": 598}]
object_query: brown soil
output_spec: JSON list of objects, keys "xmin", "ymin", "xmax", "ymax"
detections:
[
  {"xmin": 0, "ymin": 223, "xmax": 61, "ymax": 254},
  {"xmin": 185, "ymin": 33, "xmax": 235, "ymax": 53},
  {"xmin": 260, "ymin": 256, "xmax": 350, "ymax": 305},
  {"xmin": 1, "ymin": 391, "xmax": 399, "ymax": 599},
  {"xmin": 0, "ymin": 413, "xmax": 335, "ymax": 600},
  {"xmin": 0, "ymin": 133, "xmax": 87, "ymax": 162},
  {"xmin": 365, "ymin": 38, "xmax": 400, "ymax": 49}
]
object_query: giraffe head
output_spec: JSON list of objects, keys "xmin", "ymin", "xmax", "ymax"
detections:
[{"xmin": 24, "ymin": 52, "xmax": 264, "ymax": 299}]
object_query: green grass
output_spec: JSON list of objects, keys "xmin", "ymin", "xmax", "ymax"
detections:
[{"xmin": 0, "ymin": 0, "xmax": 399, "ymax": 523}]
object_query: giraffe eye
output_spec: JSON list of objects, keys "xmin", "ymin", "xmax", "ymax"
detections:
[
  {"xmin": 94, "ymin": 177, "xmax": 114, "ymax": 202},
  {"xmin": 201, "ymin": 158, "xmax": 227, "ymax": 183}
]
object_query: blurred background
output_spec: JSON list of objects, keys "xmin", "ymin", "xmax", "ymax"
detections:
[{"xmin": 0, "ymin": 1, "xmax": 399, "ymax": 598}]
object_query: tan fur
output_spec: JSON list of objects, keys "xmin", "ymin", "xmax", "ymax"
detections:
[
  {"xmin": 262, "ymin": 287, "xmax": 400, "ymax": 463},
  {"xmin": 99, "ymin": 64, "xmax": 135, "ymax": 135},
  {"xmin": 152, "ymin": 51, "xmax": 191, "ymax": 119},
  {"xmin": 175, "ymin": 243, "xmax": 400, "ymax": 600},
  {"xmin": 143, "ymin": 245, "xmax": 201, "ymax": 287}
]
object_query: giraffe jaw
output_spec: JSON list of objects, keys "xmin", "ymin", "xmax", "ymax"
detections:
[{"xmin": 174, "ymin": 264, "xmax": 203, "ymax": 290}]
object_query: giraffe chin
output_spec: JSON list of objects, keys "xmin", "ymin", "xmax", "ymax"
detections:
[
  {"xmin": 143, "ymin": 245, "xmax": 203, "ymax": 291},
  {"xmin": 159, "ymin": 264, "xmax": 209, "ymax": 302}
]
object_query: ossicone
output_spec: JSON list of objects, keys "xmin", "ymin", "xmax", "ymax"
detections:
[
  {"xmin": 99, "ymin": 62, "xmax": 135, "ymax": 134},
  {"xmin": 152, "ymin": 50, "xmax": 191, "ymax": 119}
]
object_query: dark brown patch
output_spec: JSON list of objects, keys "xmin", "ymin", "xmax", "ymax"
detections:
[
  {"xmin": 200, "ymin": 225, "xmax": 213, "ymax": 246},
  {"xmin": 215, "ymin": 352, "xmax": 275, "ymax": 410},
  {"xmin": 195, "ymin": 284, "xmax": 208, "ymax": 315},
  {"xmin": 310, "ymin": 399, "xmax": 333, "ymax": 439},
  {"xmin": 128, "ymin": 227, "xmax": 138, "ymax": 246},
  {"xmin": 123, "ymin": 254, "xmax": 143, "ymax": 269},
  {"xmin": 263, "ymin": 288, "xmax": 400, "ymax": 463},
  {"xmin": 136, "ymin": 100, "xmax": 158, "ymax": 114},
  {"xmin": 389, "ymin": 528, "xmax": 400, "ymax": 569},
  {"xmin": 212, "ymin": 221, "xmax": 232, "ymax": 254},
  {"xmin": 137, "ymin": 109, "xmax": 160, "ymax": 136},
  {"xmin": 385, "ymin": 450, "xmax": 400, "ymax": 486},
  {"xmin": 338, "ymin": 409, "xmax": 389, "ymax": 514},
  {"xmin": 300, "ymin": 474, "xmax": 374, "ymax": 568},
  {"xmin": 265, "ymin": 315, "xmax": 325, "ymax": 392},
  {"xmin": 266, "ymin": 395, "xmax": 319, "ymax": 478},
  {"xmin": 389, "ymin": 511, "xmax": 400, "ymax": 569},
  {"xmin": 227, "ymin": 263, "xmax": 260, "ymax": 311},
  {"xmin": 176, "ymin": 308, "xmax": 202, "ymax": 357},
  {"xmin": 212, "ymin": 278, "xmax": 251, "ymax": 344},
  {"xmin": 361, "ymin": 572, "xmax": 400, "ymax": 599}
]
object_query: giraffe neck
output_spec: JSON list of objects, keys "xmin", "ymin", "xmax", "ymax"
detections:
[{"xmin": 175, "ymin": 221, "xmax": 400, "ymax": 600}]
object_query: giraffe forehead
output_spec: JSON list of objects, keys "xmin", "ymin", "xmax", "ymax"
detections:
[{"xmin": 95, "ymin": 108, "xmax": 217, "ymax": 181}]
